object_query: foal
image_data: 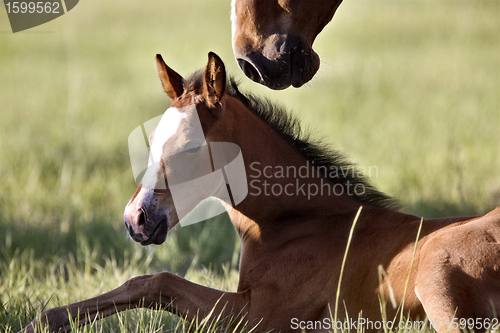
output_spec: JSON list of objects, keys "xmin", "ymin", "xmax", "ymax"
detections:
[{"xmin": 20, "ymin": 52, "xmax": 500, "ymax": 333}]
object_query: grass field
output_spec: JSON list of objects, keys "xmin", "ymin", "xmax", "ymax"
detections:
[{"xmin": 0, "ymin": 0, "xmax": 499, "ymax": 332}]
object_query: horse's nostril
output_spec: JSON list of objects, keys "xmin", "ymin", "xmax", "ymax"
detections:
[
  {"xmin": 237, "ymin": 58, "xmax": 261, "ymax": 83},
  {"xmin": 138, "ymin": 209, "xmax": 146, "ymax": 226}
]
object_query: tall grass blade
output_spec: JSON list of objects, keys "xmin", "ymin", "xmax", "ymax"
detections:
[
  {"xmin": 398, "ymin": 217, "xmax": 424, "ymax": 324},
  {"xmin": 334, "ymin": 206, "xmax": 363, "ymax": 333}
]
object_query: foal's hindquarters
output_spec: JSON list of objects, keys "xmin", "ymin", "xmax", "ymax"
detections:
[{"xmin": 415, "ymin": 207, "xmax": 500, "ymax": 332}]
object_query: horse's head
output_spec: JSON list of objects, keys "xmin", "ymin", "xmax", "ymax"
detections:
[
  {"xmin": 231, "ymin": 0, "xmax": 342, "ymax": 90},
  {"xmin": 123, "ymin": 52, "xmax": 230, "ymax": 246}
]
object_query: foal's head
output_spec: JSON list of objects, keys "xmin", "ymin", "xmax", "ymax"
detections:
[{"xmin": 123, "ymin": 53, "xmax": 231, "ymax": 245}]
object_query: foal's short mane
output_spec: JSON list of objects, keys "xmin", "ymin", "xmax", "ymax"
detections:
[{"xmin": 184, "ymin": 71, "xmax": 399, "ymax": 209}]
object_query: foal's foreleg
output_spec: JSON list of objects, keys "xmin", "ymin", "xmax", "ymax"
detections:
[{"xmin": 19, "ymin": 272, "xmax": 249, "ymax": 333}]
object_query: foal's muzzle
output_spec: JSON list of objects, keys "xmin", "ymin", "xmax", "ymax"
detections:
[{"xmin": 123, "ymin": 205, "xmax": 169, "ymax": 246}]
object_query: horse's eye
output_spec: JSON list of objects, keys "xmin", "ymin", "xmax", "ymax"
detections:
[{"xmin": 183, "ymin": 141, "xmax": 203, "ymax": 154}]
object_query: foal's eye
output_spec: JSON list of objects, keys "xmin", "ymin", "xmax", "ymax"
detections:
[{"xmin": 183, "ymin": 141, "xmax": 203, "ymax": 154}]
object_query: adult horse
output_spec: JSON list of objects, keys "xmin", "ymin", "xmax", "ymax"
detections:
[
  {"xmin": 231, "ymin": 0, "xmax": 343, "ymax": 89},
  {"xmin": 20, "ymin": 53, "xmax": 500, "ymax": 333}
]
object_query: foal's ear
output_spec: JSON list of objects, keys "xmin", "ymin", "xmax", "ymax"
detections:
[
  {"xmin": 156, "ymin": 54, "xmax": 184, "ymax": 100},
  {"xmin": 203, "ymin": 52, "xmax": 226, "ymax": 111}
]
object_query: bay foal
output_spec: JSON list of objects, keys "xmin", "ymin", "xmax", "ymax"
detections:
[{"xmin": 20, "ymin": 53, "xmax": 500, "ymax": 333}]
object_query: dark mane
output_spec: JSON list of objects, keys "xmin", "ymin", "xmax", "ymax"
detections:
[{"xmin": 185, "ymin": 72, "xmax": 399, "ymax": 209}]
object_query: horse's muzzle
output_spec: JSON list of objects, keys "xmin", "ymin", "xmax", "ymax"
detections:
[
  {"xmin": 124, "ymin": 206, "xmax": 169, "ymax": 246},
  {"xmin": 236, "ymin": 36, "xmax": 320, "ymax": 90}
]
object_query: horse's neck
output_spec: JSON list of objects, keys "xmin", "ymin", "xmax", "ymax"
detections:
[{"xmin": 222, "ymin": 96, "xmax": 362, "ymax": 237}]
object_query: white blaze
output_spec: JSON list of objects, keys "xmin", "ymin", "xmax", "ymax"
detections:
[
  {"xmin": 142, "ymin": 107, "xmax": 187, "ymax": 190},
  {"xmin": 150, "ymin": 107, "xmax": 187, "ymax": 163}
]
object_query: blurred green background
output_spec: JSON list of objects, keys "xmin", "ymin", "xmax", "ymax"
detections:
[{"xmin": 0, "ymin": 0, "xmax": 499, "ymax": 331}]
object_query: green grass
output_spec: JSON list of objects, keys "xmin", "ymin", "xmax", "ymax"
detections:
[{"xmin": 0, "ymin": 0, "xmax": 499, "ymax": 332}]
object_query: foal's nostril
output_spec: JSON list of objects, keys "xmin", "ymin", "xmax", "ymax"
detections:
[
  {"xmin": 237, "ymin": 58, "xmax": 261, "ymax": 83},
  {"xmin": 138, "ymin": 209, "xmax": 146, "ymax": 226}
]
